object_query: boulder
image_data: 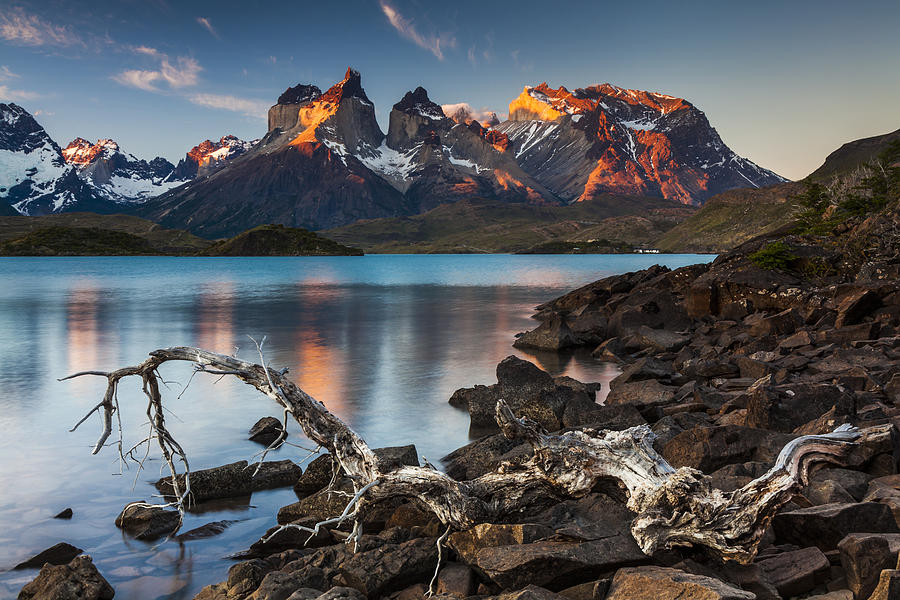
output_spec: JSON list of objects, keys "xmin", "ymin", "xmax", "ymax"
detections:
[
  {"xmin": 662, "ymin": 425, "xmax": 794, "ymax": 472},
  {"xmin": 755, "ymin": 546, "xmax": 830, "ymax": 597},
  {"xmin": 314, "ymin": 588, "xmax": 366, "ymax": 600},
  {"xmin": 332, "ymin": 537, "xmax": 439, "ymax": 598},
  {"xmin": 609, "ymin": 357, "xmax": 681, "ymax": 389},
  {"xmin": 14, "ymin": 543, "xmax": 84, "ymax": 570},
  {"xmin": 633, "ymin": 326, "xmax": 690, "ymax": 353},
  {"xmin": 441, "ymin": 434, "xmax": 530, "ymax": 481},
  {"xmin": 557, "ymin": 580, "xmax": 610, "ymax": 600},
  {"xmin": 154, "ymin": 460, "xmax": 302, "ymax": 502},
  {"xmin": 249, "ymin": 416, "xmax": 285, "ymax": 446},
  {"xmin": 435, "ymin": 562, "xmax": 476, "ymax": 597},
  {"xmin": 449, "ymin": 523, "xmax": 554, "ymax": 566},
  {"xmin": 374, "ymin": 445, "xmax": 419, "ymax": 472},
  {"xmin": 747, "ymin": 308, "xmax": 802, "ymax": 337},
  {"xmin": 837, "ymin": 533, "xmax": 900, "ymax": 599},
  {"xmin": 226, "ymin": 559, "xmax": 274, "ymax": 599},
  {"xmin": 605, "ymin": 566, "xmax": 755, "ymax": 600},
  {"xmin": 17, "ymin": 555, "xmax": 114, "ymax": 600},
  {"xmin": 53, "ymin": 508, "xmax": 73, "ymax": 520},
  {"xmin": 773, "ymin": 502, "xmax": 900, "ymax": 551},
  {"xmin": 294, "ymin": 454, "xmax": 338, "ymax": 496},
  {"xmin": 473, "ymin": 536, "xmax": 648, "ymax": 590},
  {"xmin": 562, "ymin": 402, "xmax": 645, "ymax": 430},
  {"xmin": 513, "ymin": 313, "xmax": 579, "ymax": 351},
  {"xmin": 115, "ymin": 503, "xmax": 180, "ymax": 540},
  {"xmin": 745, "ymin": 383, "xmax": 855, "ymax": 433},
  {"xmin": 835, "ymin": 288, "xmax": 881, "ymax": 328},
  {"xmin": 249, "ymin": 567, "xmax": 327, "ymax": 600},
  {"xmin": 497, "ymin": 586, "xmax": 569, "ymax": 600},
  {"xmin": 604, "ymin": 379, "xmax": 677, "ymax": 407}
]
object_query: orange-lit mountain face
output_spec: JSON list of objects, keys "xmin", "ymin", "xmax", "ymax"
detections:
[
  {"xmin": 497, "ymin": 82, "xmax": 786, "ymax": 205},
  {"xmin": 140, "ymin": 69, "xmax": 558, "ymax": 237},
  {"xmin": 173, "ymin": 135, "xmax": 256, "ymax": 179}
]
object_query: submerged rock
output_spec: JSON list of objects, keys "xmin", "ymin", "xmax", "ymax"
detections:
[
  {"xmin": 249, "ymin": 416, "xmax": 285, "ymax": 446},
  {"xmin": 154, "ymin": 459, "xmax": 302, "ymax": 502}
]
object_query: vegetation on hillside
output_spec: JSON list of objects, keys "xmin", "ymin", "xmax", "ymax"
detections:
[
  {"xmin": 198, "ymin": 224, "xmax": 363, "ymax": 256},
  {"xmin": 0, "ymin": 226, "xmax": 161, "ymax": 255}
]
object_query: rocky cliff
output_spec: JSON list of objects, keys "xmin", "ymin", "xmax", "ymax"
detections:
[{"xmin": 495, "ymin": 82, "xmax": 787, "ymax": 205}]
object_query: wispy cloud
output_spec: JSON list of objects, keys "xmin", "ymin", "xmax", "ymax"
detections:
[
  {"xmin": 0, "ymin": 7, "xmax": 84, "ymax": 47},
  {"xmin": 113, "ymin": 52, "xmax": 201, "ymax": 92},
  {"xmin": 0, "ymin": 64, "xmax": 40, "ymax": 102},
  {"xmin": 378, "ymin": 0, "xmax": 454, "ymax": 61},
  {"xmin": 196, "ymin": 17, "xmax": 220, "ymax": 39},
  {"xmin": 510, "ymin": 48, "xmax": 533, "ymax": 72},
  {"xmin": 187, "ymin": 93, "xmax": 268, "ymax": 119}
]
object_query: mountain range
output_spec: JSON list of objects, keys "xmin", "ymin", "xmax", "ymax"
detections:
[{"xmin": 1, "ymin": 68, "xmax": 788, "ymax": 237}]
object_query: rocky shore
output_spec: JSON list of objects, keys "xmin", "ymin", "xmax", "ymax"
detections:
[{"xmin": 16, "ymin": 197, "xmax": 900, "ymax": 599}]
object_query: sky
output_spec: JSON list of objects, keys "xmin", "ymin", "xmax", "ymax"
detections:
[{"xmin": 0, "ymin": 0, "xmax": 898, "ymax": 180}]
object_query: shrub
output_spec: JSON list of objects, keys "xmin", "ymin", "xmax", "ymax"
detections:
[{"xmin": 749, "ymin": 240, "xmax": 798, "ymax": 271}]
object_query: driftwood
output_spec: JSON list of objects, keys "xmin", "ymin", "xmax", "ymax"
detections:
[{"xmin": 62, "ymin": 345, "xmax": 887, "ymax": 563}]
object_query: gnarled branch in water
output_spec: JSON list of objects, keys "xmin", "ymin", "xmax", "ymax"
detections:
[{"xmin": 63, "ymin": 345, "xmax": 888, "ymax": 563}]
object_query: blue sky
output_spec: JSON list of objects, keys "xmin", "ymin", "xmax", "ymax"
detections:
[{"xmin": 1, "ymin": 0, "xmax": 898, "ymax": 180}]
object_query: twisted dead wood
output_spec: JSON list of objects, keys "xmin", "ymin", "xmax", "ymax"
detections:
[{"xmin": 63, "ymin": 346, "xmax": 885, "ymax": 562}]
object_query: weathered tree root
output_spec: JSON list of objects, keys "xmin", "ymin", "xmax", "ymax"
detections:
[{"xmin": 63, "ymin": 346, "xmax": 888, "ymax": 563}]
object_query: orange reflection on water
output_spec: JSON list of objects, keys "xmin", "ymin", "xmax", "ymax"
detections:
[
  {"xmin": 194, "ymin": 282, "xmax": 234, "ymax": 354},
  {"xmin": 66, "ymin": 283, "xmax": 103, "ymax": 379},
  {"xmin": 291, "ymin": 282, "xmax": 349, "ymax": 421}
]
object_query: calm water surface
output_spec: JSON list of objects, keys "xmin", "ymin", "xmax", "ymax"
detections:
[{"xmin": 0, "ymin": 254, "xmax": 712, "ymax": 599}]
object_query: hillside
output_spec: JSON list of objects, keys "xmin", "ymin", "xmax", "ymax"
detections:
[
  {"xmin": 198, "ymin": 224, "xmax": 362, "ymax": 256},
  {"xmin": 810, "ymin": 127, "xmax": 900, "ymax": 180},
  {"xmin": 655, "ymin": 183, "xmax": 803, "ymax": 252},
  {"xmin": 0, "ymin": 213, "xmax": 209, "ymax": 253},
  {"xmin": 0, "ymin": 226, "xmax": 161, "ymax": 256},
  {"xmin": 325, "ymin": 195, "xmax": 694, "ymax": 253},
  {"xmin": 656, "ymin": 126, "xmax": 900, "ymax": 253}
]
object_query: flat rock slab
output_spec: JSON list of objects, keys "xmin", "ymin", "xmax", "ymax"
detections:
[
  {"xmin": 774, "ymin": 502, "xmax": 900, "ymax": 551},
  {"xmin": 756, "ymin": 546, "xmax": 829, "ymax": 597},
  {"xmin": 17, "ymin": 555, "xmax": 114, "ymax": 600},
  {"xmin": 14, "ymin": 542, "xmax": 84, "ymax": 570},
  {"xmin": 474, "ymin": 535, "xmax": 648, "ymax": 590},
  {"xmin": 605, "ymin": 566, "xmax": 755, "ymax": 600}
]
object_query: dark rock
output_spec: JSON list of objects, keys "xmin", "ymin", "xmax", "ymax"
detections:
[
  {"xmin": 226, "ymin": 559, "xmax": 273, "ymax": 599},
  {"xmin": 747, "ymin": 308, "xmax": 803, "ymax": 337},
  {"xmin": 174, "ymin": 520, "xmax": 238, "ymax": 542},
  {"xmin": 756, "ymin": 546, "xmax": 830, "ymax": 597},
  {"xmin": 605, "ymin": 566, "xmax": 755, "ymax": 599},
  {"xmin": 605, "ymin": 379, "xmax": 676, "ymax": 407},
  {"xmin": 332, "ymin": 537, "xmax": 439, "ymax": 598},
  {"xmin": 449, "ymin": 523, "xmax": 554, "ymax": 566},
  {"xmin": 246, "ymin": 518, "xmax": 335, "ymax": 557},
  {"xmin": 811, "ymin": 468, "xmax": 873, "ymax": 501},
  {"xmin": 279, "ymin": 479, "xmax": 355, "ymax": 525},
  {"xmin": 250, "ymin": 416, "xmax": 286, "ymax": 446},
  {"xmin": 115, "ymin": 502, "xmax": 180, "ymax": 540},
  {"xmin": 17, "ymin": 555, "xmax": 114, "ymax": 600},
  {"xmin": 735, "ymin": 356, "xmax": 776, "ymax": 380},
  {"xmin": 252, "ymin": 566, "xmax": 327, "ymax": 600},
  {"xmin": 662, "ymin": 425, "xmax": 794, "ymax": 472},
  {"xmin": 294, "ymin": 454, "xmax": 338, "ymax": 496},
  {"xmin": 773, "ymin": 502, "xmax": 900, "ymax": 551},
  {"xmin": 804, "ymin": 480, "xmax": 856, "ymax": 505},
  {"xmin": 14, "ymin": 543, "xmax": 84, "ymax": 570},
  {"xmin": 745, "ymin": 383, "xmax": 855, "ymax": 432},
  {"xmin": 609, "ymin": 357, "xmax": 680, "ymax": 388},
  {"xmin": 557, "ymin": 580, "xmax": 610, "ymax": 600},
  {"xmin": 835, "ymin": 288, "xmax": 881, "ymax": 328},
  {"xmin": 473, "ymin": 535, "xmax": 648, "ymax": 590},
  {"xmin": 435, "ymin": 562, "xmax": 476, "ymax": 597},
  {"xmin": 591, "ymin": 338, "xmax": 626, "ymax": 361},
  {"xmin": 562, "ymin": 402, "xmax": 645, "ymax": 430},
  {"xmin": 441, "ymin": 433, "xmax": 530, "ymax": 481},
  {"xmin": 53, "ymin": 508, "xmax": 73, "ymax": 520},
  {"xmin": 513, "ymin": 313, "xmax": 579, "ymax": 351},
  {"xmin": 315, "ymin": 587, "xmax": 366, "ymax": 600},
  {"xmin": 837, "ymin": 532, "xmax": 900, "ymax": 599},
  {"xmin": 651, "ymin": 412, "xmax": 713, "ymax": 449},
  {"xmin": 497, "ymin": 585, "xmax": 569, "ymax": 600},
  {"xmin": 374, "ymin": 445, "xmax": 419, "ymax": 471},
  {"xmin": 633, "ymin": 326, "xmax": 690, "ymax": 352},
  {"xmin": 155, "ymin": 460, "xmax": 302, "ymax": 502},
  {"xmin": 817, "ymin": 322, "xmax": 882, "ymax": 345}
]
